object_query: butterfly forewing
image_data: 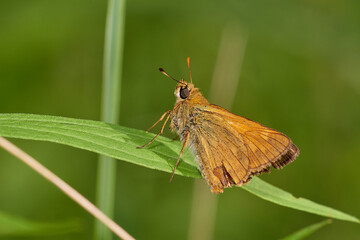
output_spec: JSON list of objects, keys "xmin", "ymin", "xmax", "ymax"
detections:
[{"xmin": 191, "ymin": 105, "xmax": 299, "ymax": 193}]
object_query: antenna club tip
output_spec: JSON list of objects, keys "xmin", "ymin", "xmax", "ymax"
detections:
[
  {"xmin": 159, "ymin": 68, "xmax": 164, "ymax": 72},
  {"xmin": 187, "ymin": 57, "xmax": 193, "ymax": 84}
]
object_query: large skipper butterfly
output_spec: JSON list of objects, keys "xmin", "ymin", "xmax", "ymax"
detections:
[{"xmin": 138, "ymin": 58, "xmax": 299, "ymax": 194}]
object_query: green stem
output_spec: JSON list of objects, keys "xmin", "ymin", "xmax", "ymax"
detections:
[{"xmin": 94, "ymin": 0, "xmax": 126, "ymax": 239}]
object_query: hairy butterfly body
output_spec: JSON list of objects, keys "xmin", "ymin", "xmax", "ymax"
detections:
[{"xmin": 138, "ymin": 58, "xmax": 299, "ymax": 194}]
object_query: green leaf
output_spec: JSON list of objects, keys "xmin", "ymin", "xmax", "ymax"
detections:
[
  {"xmin": 243, "ymin": 177, "xmax": 359, "ymax": 223},
  {"xmin": 0, "ymin": 211, "xmax": 81, "ymax": 236},
  {"xmin": 0, "ymin": 113, "xmax": 359, "ymax": 224},
  {"xmin": 279, "ymin": 219, "xmax": 332, "ymax": 240},
  {"xmin": 0, "ymin": 113, "xmax": 200, "ymax": 178}
]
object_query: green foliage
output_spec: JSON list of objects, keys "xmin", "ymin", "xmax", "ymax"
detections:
[
  {"xmin": 243, "ymin": 178, "xmax": 358, "ymax": 223},
  {"xmin": 280, "ymin": 219, "xmax": 332, "ymax": 240},
  {"xmin": 0, "ymin": 211, "xmax": 81, "ymax": 236},
  {"xmin": 1, "ymin": 0, "xmax": 360, "ymax": 239},
  {"xmin": 1, "ymin": 113, "xmax": 358, "ymax": 225},
  {"xmin": 0, "ymin": 113, "xmax": 200, "ymax": 178}
]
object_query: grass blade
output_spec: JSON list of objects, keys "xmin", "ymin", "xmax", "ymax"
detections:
[
  {"xmin": 242, "ymin": 177, "xmax": 359, "ymax": 223},
  {"xmin": 0, "ymin": 211, "xmax": 81, "ymax": 236},
  {"xmin": 0, "ymin": 113, "xmax": 199, "ymax": 177},
  {"xmin": 0, "ymin": 113, "xmax": 358, "ymax": 224},
  {"xmin": 95, "ymin": 0, "xmax": 127, "ymax": 239},
  {"xmin": 279, "ymin": 219, "xmax": 332, "ymax": 240}
]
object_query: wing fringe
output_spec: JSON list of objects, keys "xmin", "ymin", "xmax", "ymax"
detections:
[
  {"xmin": 241, "ymin": 141, "xmax": 299, "ymax": 185},
  {"xmin": 271, "ymin": 142, "xmax": 299, "ymax": 169}
]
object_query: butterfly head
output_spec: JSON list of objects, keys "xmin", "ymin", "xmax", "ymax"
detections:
[
  {"xmin": 158, "ymin": 68, "xmax": 197, "ymax": 102},
  {"xmin": 159, "ymin": 58, "xmax": 207, "ymax": 104},
  {"xmin": 174, "ymin": 80, "xmax": 195, "ymax": 101}
]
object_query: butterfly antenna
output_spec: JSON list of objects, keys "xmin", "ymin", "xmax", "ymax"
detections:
[
  {"xmin": 159, "ymin": 68, "xmax": 180, "ymax": 83},
  {"xmin": 187, "ymin": 57, "xmax": 193, "ymax": 84}
]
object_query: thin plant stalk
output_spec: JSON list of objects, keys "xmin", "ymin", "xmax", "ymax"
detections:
[
  {"xmin": 95, "ymin": 0, "xmax": 127, "ymax": 239},
  {"xmin": 188, "ymin": 25, "xmax": 247, "ymax": 240},
  {"xmin": 0, "ymin": 137, "xmax": 134, "ymax": 240}
]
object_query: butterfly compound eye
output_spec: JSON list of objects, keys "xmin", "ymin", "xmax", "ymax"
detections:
[{"xmin": 180, "ymin": 87, "xmax": 190, "ymax": 99}]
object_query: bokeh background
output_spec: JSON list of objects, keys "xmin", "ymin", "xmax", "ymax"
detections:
[{"xmin": 1, "ymin": 0, "xmax": 360, "ymax": 239}]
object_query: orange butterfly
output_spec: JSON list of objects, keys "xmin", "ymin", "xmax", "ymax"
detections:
[{"xmin": 138, "ymin": 58, "xmax": 299, "ymax": 194}]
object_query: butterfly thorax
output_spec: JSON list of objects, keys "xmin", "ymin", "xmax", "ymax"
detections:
[{"xmin": 169, "ymin": 81, "xmax": 209, "ymax": 139}]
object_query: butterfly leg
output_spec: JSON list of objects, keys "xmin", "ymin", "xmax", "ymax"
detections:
[
  {"xmin": 146, "ymin": 110, "xmax": 171, "ymax": 132},
  {"xmin": 169, "ymin": 131, "xmax": 189, "ymax": 182},
  {"xmin": 137, "ymin": 110, "xmax": 171, "ymax": 149}
]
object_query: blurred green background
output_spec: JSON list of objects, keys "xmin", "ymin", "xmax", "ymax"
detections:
[{"xmin": 0, "ymin": 0, "xmax": 359, "ymax": 239}]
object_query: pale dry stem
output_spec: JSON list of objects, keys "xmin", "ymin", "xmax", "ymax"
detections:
[{"xmin": 0, "ymin": 137, "xmax": 135, "ymax": 240}]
